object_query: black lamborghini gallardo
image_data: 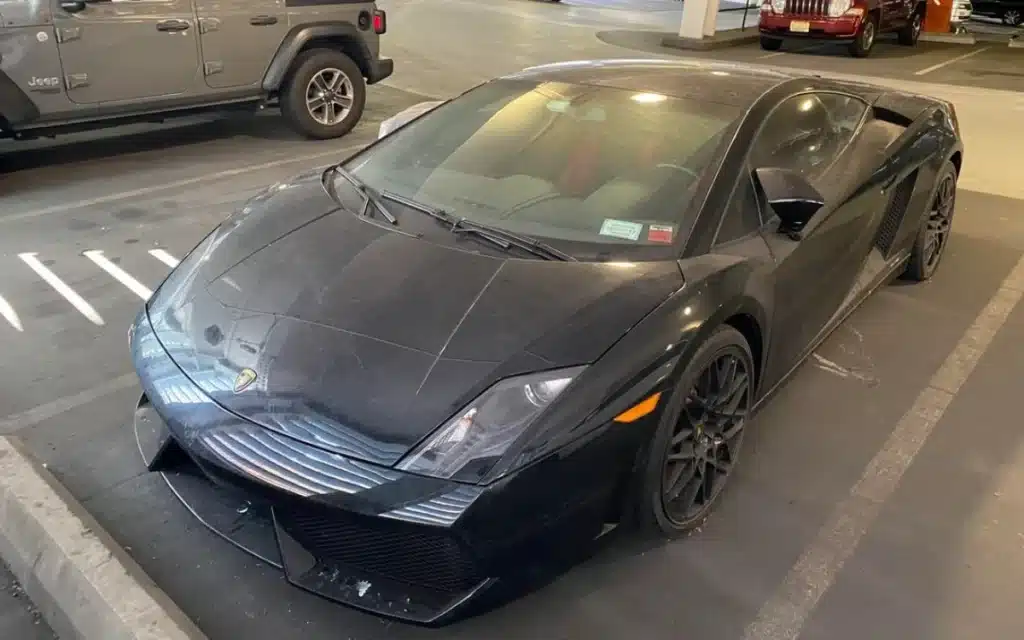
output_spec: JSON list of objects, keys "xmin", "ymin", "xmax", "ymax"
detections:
[{"xmin": 130, "ymin": 59, "xmax": 963, "ymax": 624}]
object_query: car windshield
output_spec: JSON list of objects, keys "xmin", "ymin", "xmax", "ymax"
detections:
[{"xmin": 343, "ymin": 79, "xmax": 740, "ymax": 256}]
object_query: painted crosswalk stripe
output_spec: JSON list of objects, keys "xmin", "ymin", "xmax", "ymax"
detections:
[
  {"xmin": 0, "ymin": 295, "xmax": 23, "ymax": 332},
  {"xmin": 83, "ymin": 250, "xmax": 153, "ymax": 300},
  {"xmin": 18, "ymin": 253, "xmax": 105, "ymax": 326},
  {"xmin": 148, "ymin": 249, "xmax": 180, "ymax": 268}
]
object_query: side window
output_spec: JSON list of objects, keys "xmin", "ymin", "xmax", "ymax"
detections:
[
  {"xmin": 749, "ymin": 93, "xmax": 868, "ymax": 181},
  {"xmin": 715, "ymin": 172, "xmax": 763, "ymax": 245}
]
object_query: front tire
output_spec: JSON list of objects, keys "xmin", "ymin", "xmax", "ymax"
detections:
[
  {"xmin": 898, "ymin": 10, "xmax": 923, "ymax": 46},
  {"xmin": 280, "ymin": 48, "xmax": 366, "ymax": 140},
  {"xmin": 849, "ymin": 14, "xmax": 878, "ymax": 57},
  {"xmin": 760, "ymin": 36, "xmax": 783, "ymax": 51},
  {"xmin": 632, "ymin": 325, "xmax": 754, "ymax": 536},
  {"xmin": 903, "ymin": 160, "xmax": 957, "ymax": 282},
  {"xmin": 1003, "ymin": 9, "xmax": 1023, "ymax": 25}
]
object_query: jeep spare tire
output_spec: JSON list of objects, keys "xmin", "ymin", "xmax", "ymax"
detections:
[{"xmin": 281, "ymin": 48, "xmax": 366, "ymax": 140}]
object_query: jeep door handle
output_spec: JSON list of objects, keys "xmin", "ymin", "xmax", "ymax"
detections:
[
  {"xmin": 156, "ymin": 19, "xmax": 190, "ymax": 32},
  {"xmin": 249, "ymin": 15, "xmax": 278, "ymax": 26}
]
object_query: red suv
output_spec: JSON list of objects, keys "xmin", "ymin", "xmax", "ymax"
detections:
[{"xmin": 758, "ymin": 0, "xmax": 926, "ymax": 57}]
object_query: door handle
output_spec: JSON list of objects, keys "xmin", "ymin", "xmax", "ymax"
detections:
[
  {"xmin": 156, "ymin": 19, "xmax": 190, "ymax": 32},
  {"xmin": 59, "ymin": 0, "xmax": 87, "ymax": 13},
  {"xmin": 249, "ymin": 15, "xmax": 278, "ymax": 25}
]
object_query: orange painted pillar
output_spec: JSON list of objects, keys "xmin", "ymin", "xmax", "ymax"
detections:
[{"xmin": 923, "ymin": 0, "xmax": 954, "ymax": 33}]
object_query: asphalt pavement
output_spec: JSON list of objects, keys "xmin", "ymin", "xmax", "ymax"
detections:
[{"xmin": 3, "ymin": 1, "xmax": 1024, "ymax": 639}]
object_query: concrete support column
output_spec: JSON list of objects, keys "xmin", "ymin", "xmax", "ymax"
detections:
[
  {"xmin": 677, "ymin": 0, "xmax": 712, "ymax": 40},
  {"xmin": 703, "ymin": 0, "xmax": 719, "ymax": 37}
]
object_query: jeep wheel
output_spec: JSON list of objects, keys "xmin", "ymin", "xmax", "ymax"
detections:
[
  {"xmin": 760, "ymin": 36, "xmax": 783, "ymax": 51},
  {"xmin": 897, "ymin": 10, "xmax": 922, "ymax": 46},
  {"xmin": 849, "ymin": 14, "xmax": 877, "ymax": 57},
  {"xmin": 281, "ymin": 48, "xmax": 366, "ymax": 140}
]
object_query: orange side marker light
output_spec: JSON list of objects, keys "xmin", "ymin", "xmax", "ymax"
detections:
[{"xmin": 613, "ymin": 392, "xmax": 662, "ymax": 423}]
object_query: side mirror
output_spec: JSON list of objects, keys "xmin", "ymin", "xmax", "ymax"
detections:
[
  {"xmin": 754, "ymin": 167, "xmax": 825, "ymax": 238},
  {"xmin": 60, "ymin": 0, "xmax": 87, "ymax": 11},
  {"xmin": 377, "ymin": 100, "xmax": 445, "ymax": 139}
]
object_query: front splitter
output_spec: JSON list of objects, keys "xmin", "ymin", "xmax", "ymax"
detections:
[{"xmin": 132, "ymin": 399, "xmax": 494, "ymax": 625}]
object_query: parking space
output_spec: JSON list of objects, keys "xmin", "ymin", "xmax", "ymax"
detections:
[
  {"xmin": 3, "ymin": 188, "xmax": 1021, "ymax": 640},
  {"xmin": 599, "ymin": 29, "xmax": 1024, "ymax": 91},
  {"xmin": 3, "ymin": 0, "xmax": 1024, "ymax": 638}
]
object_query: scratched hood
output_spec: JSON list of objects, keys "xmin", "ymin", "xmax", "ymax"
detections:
[{"xmin": 141, "ymin": 170, "xmax": 683, "ymax": 465}]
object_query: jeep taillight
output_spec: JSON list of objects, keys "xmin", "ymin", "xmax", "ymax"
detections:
[{"xmin": 373, "ymin": 10, "xmax": 386, "ymax": 34}]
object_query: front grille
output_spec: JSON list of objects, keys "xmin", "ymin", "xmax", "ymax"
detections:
[
  {"xmin": 875, "ymin": 170, "xmax": 919, "ymax": 256},
  {"xmin": 276, "ymin": 503, "xmax": 485, "ymax": 594},
  {"xmin": 785, "ymin": 0, "xmax": 829, "ymax": 16}
]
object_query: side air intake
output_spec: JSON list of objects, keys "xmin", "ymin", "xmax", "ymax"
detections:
[{"xmin": 875, "ymin": 170, "xmax": 918, "ymax": 256}]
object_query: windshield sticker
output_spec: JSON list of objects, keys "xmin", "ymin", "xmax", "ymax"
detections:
[
  {"xmin": 647, "ymin": 224, "xmax": 675, "ymax": 244},
  {"xmin": 600, "ymin": 219, "xmax": 644, "ymax": 241}
]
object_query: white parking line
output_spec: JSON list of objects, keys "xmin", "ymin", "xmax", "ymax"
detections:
[
  {"xmin": 744, "ymin": 253, "xmax": 1024, "ymax": 640},
  {"xmin": 148, "ymin": 249, "xmax": 180, "ymax": 269},
  {"xmin": 83, "ymin": 250, "xmax": 153, "ymax": 301},
  {"xmin": 17, "ymin": 253, "xmax": 105, "ymax": 326},
  {"xmin": 914, "ymin": 46, "xmax": 990, "ymax": 76},
  {"xmin": 758, "ymin": 44, "xmax": 825, "ymax": 59},
  {"xmin": 1, "ymin": 142, "xmax": 365, "ymax": 225},
  {"xmin": 0, "ymin": 295, "xmax": 23, "ymax": 332}
]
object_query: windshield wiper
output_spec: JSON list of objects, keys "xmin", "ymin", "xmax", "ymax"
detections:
[
  {"xmin": 379, "ymin": 190, "xmax": 575, "ymax": 262},
  {"xmin": 330, "ymin": 165, "xmax": 397, "ymax": 225}
]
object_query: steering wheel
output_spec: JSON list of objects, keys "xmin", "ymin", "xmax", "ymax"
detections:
[{"xmin": 656, "ymin": 163, "xmax": 699, "ymax": 180}]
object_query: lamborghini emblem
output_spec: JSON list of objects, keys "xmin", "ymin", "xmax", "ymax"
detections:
[{"xmin": 234, "ymin": 368, "xmax": 258, "ymax": 393}]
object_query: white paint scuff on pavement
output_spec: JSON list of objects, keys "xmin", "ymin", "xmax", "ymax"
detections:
[
  {"xmin": 744, "ymin": 254, "xmax": 1024, "ymax": 640},
  {"xmin": 83, "ymin": 250, "xmax": 153, "ymax": 301},
  {"xmin": 17, "ymin": 253, "xmax": 105, "ymax": 326},
  {"xmin": 0, "ymin": 295, "xmax": 23, "ymax": 332},
  {"xmin": 811, "ymin": 353, "xmax": 878, "ymax": 386}
]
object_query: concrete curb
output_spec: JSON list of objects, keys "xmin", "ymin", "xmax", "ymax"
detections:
[
  {"xmin": 0, "ymin": 436, "xmax": 207, "ymax": 640},
  {"xmin": 920, "ymin": 32, "xmax": 976, "ymax": 44},
  {"xmin": 662, "ymin": 28, "xmax": 759, "ymax": 51}
]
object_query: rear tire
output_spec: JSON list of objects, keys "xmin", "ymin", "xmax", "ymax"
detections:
[
  {"xmin": 903, "ymin": 160, "xmax": 958, "ymax": 282},
  {"xmin": 630, "ymin": 325, "xmax": 754, "ymax": 537},
  {"xmin": 897, "ymin": 10, "xmax": 923, "ymax": 46},
  {"xmin": 849, "ymin": 14, "xmax": 878, "ymax": 57},
  {"xmin": 1003, "ymin": 9, "xmax": 1023, "ymax": 25},
  {"xmin": 760, "ymin": 36, "xmax": 783, "ymax": 51},
  {"xmin": 281, "ymin": 48, "xmax": 366, "ymax": 140}
]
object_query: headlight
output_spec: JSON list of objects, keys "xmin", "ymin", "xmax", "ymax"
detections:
[
  {"xmin": 828, "ymin": 0, "xmax": 851, "ymax": 17},
  {"xmin": 396, "ymin": 366, "xmax": 586, "ymax": 482},
  {"xmin": 771, "ymin": 0, "xmax": 786, "ymax": 13}
]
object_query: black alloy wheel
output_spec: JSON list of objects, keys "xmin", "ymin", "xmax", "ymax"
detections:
[
  {"xmin": 662, "ymin": 348, "xmax": 751, "ymax": 526},
  {"xmin": 923, "ymin": 170, "xmax": 956, "ymax": 271},
  {"xmin": 633, "ymin": 325, "xmax": 754, "ymax": 535},
  {"xmin": 904, "ymin": 160, "xmax": 957, "ymax": 281}
]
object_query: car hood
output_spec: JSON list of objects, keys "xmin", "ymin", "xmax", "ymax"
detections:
[{"xmin": 143, "ymin": 170, "xmax": 684, "ymax": 466}]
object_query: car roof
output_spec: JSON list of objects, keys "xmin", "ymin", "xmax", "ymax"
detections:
[{"xmin": 504, "ymin": 59, "xmax": 794, "ymax": 108}]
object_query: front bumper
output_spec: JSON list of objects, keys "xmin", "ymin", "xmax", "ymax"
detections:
[
  {"xmin": 759, "ymin": 14, "xmax": 861, "ymax": 41},
  {"xmin": 367, "ymin": 56, "xmax": 394, "ymax": 85},
  {"xmin": 130, "ymin": 312, "xmax": 626, "ymax": 624}
]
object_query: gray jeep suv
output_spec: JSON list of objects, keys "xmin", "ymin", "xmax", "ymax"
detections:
[{"xmin": 0, "ymin": 0, "xmax": 393, "ymax": 140}]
